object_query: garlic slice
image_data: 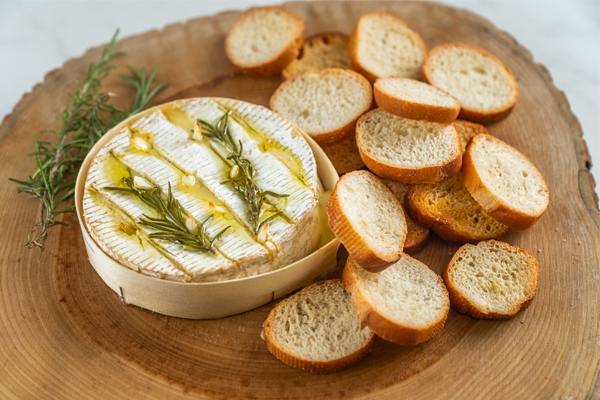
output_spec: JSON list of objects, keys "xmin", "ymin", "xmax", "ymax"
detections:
[
  {"xmin": 185, "ymin": 216, "xmax": 199, "ymax": 235},
  {"xmin": 193, "ymin": 121, "xmax": 203, "ymax": 141},
  {"xmin": 229, "ymin": 165, "xmax": 240, "ymax": 179},
  {"xmin": 257, "ymin": 223, "xmax": 269, "ymax": 244},
  {"xmin": 133, "ymin": 176, "xmax": 153, "ymax": 190},
  {"xmin": 181, "ymin": 174, "xmax": 196, "ymax": 187},
  {"xmin": 132, "ymin": 136, "xmax": 152, "ymax": 152}
]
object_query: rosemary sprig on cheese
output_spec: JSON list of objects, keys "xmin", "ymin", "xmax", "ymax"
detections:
[
  {"xmin": 106, "ymin": 175, "xmax": 229, "ymax": 254},
  {"xmin": 9, "ymin": 30, "xmax": 168, "ymax": 256},
  {"xmin": 195, "ymin": 112, "xmax": 289, "ymax": 236}
]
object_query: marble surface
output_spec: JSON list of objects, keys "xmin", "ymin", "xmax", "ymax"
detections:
[{"xmin": 1, "ymin": 0, "xmax": 598, "ymax": 195}]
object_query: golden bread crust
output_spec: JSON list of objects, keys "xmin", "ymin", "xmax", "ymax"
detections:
[
  {"xmin": 349, "ymin": 12, "xmax": 427, "ymax": 83},
  {"xmin": 374, "ymin": 78, "xmax": 460, "ymax": 124},
  {"xmin": 326, "ymin": 171, "xmax": 406, "ymax": 272},
  {"xmin": 225, "ymin": 6, "xmax": 305, "ymax": 77},
  {"xmin": 263, "ymin": 280, "xmax": 377, "ymax": 374},
  {"xmin": 421, "ymin": 42, "xmax": 518, "ymax": 124},
  {"xmin": 343, "ymin": 258, "xmax": 449, "ymax": 345},
  {"xmin": 442, "ymin": 241, "xmax": 540, "ymax": 319},
  {"xmin": 462, "ymin": 134, "xmax": 550, "ymax": 230},
  {"xmin": 270, "ymin": 68, "xmax": 374, "ymax": 146}
]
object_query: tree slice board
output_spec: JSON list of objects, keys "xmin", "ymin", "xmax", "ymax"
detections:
[{"xmin": 0, "ymin": 1, "xmax": 598, "ymax": 399}]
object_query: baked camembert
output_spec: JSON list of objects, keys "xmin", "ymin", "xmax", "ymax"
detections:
[{"xmin": 83, "ymin": 98, "xmax": 324, "ymax": 282}]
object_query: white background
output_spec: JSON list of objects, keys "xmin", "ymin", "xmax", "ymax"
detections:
[{"xmin": 1, "ymin": 0, "xmax": 598, "ymax": 195}]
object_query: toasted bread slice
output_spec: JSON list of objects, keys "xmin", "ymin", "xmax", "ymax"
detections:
[
  {"xmin": 443, "ymin": 240, "xmax": 540, "ymax": 319},
  {"xmin": 321, "ymin": 136, "xmax": 365, "ymax": 175},
  {"xmin": 225, "ymin": 6, "xmax": 304, "ymax": 77},
  {"xmin": 381, "ymin": 178, "xmax": 430, "ymax": 254},
  {"xmin": 374, "ymin": 78, "xmax": 460, "ymax": 123},
  {"xmin": 405, "ymin": 175, "xmax": 509, "ymax": 244},
  {"xmin": 422, "ymin": 43, "xmax": 518, "ymax": 123},
  {"xmin": 263, "ymin": 279, "xmax": 376, "ymax": 374},
  {"xmin": 463, "ymin": 134, "xmax": 550, "ymax": 230},
  {"xmin": 454, "ymin": 120, "xmax": 490, "ymax": 153},
  {"xmin": 282, "ymin": 33, "xmax": 351, "ymax": 80},
  {"xmin": 326, "ymin": 171, "xmax": 407, "ymax": 272},
  {"xmin": 348, "ymin": 12, "xmax": 427, "ymax": 83},
  {"xmin": 343, "ymin": 256, "xmax": 450, "ymax": 345},
  {"xmin": 270, "ymin": 68, "xmax": 373, "ymax": 146},
  {"xmin": 356, "ymin": 108, "xmax": 462, "ymax": 184}
]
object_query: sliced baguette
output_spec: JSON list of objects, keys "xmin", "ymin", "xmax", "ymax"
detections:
[
  {"xmin": 225, "ymin": 6, "xmax": 304, "ymax": 77},
  {"xmin": 422, "ymin": 42, "xmax": 519, "ymax": 123},
  {"xmin": 282, "ymin": 33, "xmax": 351, "ymax": 80},
  {"xmin": 321, "ymin": 136, "xmax": 366, "ymax": 175},
  {"xmin": 326, "ymin": 170, "xmax": 407, "ymax": 272},
  {"xmin": 374, "ymin": 78, "xmax": 460, "ymax": 123},
  {"xmin": 356, "ymin": 108, "xmax": 462, "ymax": 184},
  {"xmin": 405, "ymin": 175, "xmax": 509, "ymax": 244},
  {"xmin": 463, "ymin": 134, "xmax": 550, "ymax": 230},
  {"xmin": 270, "ymin": 68, "xmax": 373, "ymax": 146},
  {"xmin": 349, "ymin": 12, "xmax": 427, "ymax": 83},
  {"xmin": 343, "ymin": 256, "xmax": 450, "ymax": 345},
  {"xmin": 454, "ymin": 120, "xmax": 490, "ymax": 153},
  {"xmin": 443, "ymin": 240, "xmax": 540, "ymax": 319},
  {"xmin": 381, "ymin": 178, "xmax": 430, "ymax": 254},
  {"xmin": 263, "ymin": 279, "xmax": 376, "ymax": 374}
]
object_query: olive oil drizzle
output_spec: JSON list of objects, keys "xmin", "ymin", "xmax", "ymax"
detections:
[{"xmin": 105, "ymin": 172, "xmax": 229, "ymax": 254}]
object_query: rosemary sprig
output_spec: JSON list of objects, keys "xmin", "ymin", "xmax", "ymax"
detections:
[
  {"xmin": 105, "ymin": 177, "xmax": 229, "ymax": 254},
  {"xmin": 9, "ymin": 30, "xmax": 168, "ymax": 256},
  {"xmin": 196, "ymin": 112, "xmax": 289, "ymax": 235}
]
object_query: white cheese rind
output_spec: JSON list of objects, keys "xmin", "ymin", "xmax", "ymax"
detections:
[{"xmin": 83, "ymin": 99, "xmax": 322, "ymax": 282}]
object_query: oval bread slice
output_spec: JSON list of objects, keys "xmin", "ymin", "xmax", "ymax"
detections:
[
  {"xmin": 443, "ymin": 240, "xmax": 540, "ymax": 319},
  {"xmin": 374, "ymin": 78, "xmax": 460, "ymax": 123},
  {"xmin": 356, "ymin": 108, "xmax": 462, "ymax": 184},
  {"xmin": 349, "ymin": 12, "xmax": 427, "ymax": 83},
  {"xmin": 454, "ymin": 120, "xmax": 490, "ymax": 153},
  {"xmin": 282, "ymin": 33, "xmax": 351, "ymax": 80},
  {"xmin": 270, "ymin": 68, "xmax": 373, "ymax": 146},
  {"xmin": 463, "ymin": 134, "xmax": 550, "ymax": 230},
  {"xmin": 422, "ymin": 43, "xmax": 518, "ymax": 123},
  {"xmin": 263, "ymin": 279, "xmax": 376, "ymax": 374},
  {"xmin": 405, "ymin": 175, "xmax": 509, "ymax": 244},
  {"xmin": 381, "ymin": 178, "xmax": 430, "ymax": 254},
  {"xmin": 343, "ymin": 256, "xmax": 450, "ymax": 345},
  {"xmin": 225, "ymin": 6, "xmax": 304, "ymax": 77},
  {"xmin": 326, "ymin": 171, "xmax": 407, "ymax": 272}
]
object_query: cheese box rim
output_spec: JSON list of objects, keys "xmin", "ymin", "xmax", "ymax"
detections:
[{"xmin": 75, "ymin": 97, "xmax": 340, "ymax": 287}]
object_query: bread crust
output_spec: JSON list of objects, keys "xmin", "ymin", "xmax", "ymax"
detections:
[
  {"xmin": 404, "ymin": 178, "xmax": 509, "ymax": 244},
  {"xmin": 348, "ymin": 12, "xmax": 427, "ymax": 83},
  {"xmin": 442, "ymin": 241, "xmax": 540, "ymax": 319},
  {"xmin": 270, "ymin": 68, "xmax": 374, "ymax": 147},
  {"xmin": 403, "ymin": 224, "xmax": 430, "ymax": 255},
  {"xmin": 320, "ymin": 136, "xmax": 366, "ymax": 175},
  {"xmin": 374, "ymin": 78, "xmax": 460, "ymax": 124},
  {"xmin": 462, "ymin": 134, "xmax": 550, "ymax": 230},
  {"xmin": 421, "ymin": 42, "xmax": 519, "ymax": 124},
  {"xmin": 454, "ymin": 120, "xmax": 490, "ymax": 153},
  {"xmin": 343, "ymin": 258, "xmax": 449, "ymax": 345},
  {"xmin": 282, "ymin": 32, "xmax": 350, "ymax": 81},
  {"xmin": 326, "ymin": 171, "xmax": 406, "ymax": 272},
  {"xmin": 356, "ymin": 111, "xmax": 462, "ymax": 184},
  {"xmin": 263, "ymin": 280, "xmax": 377, "ymax": 374},
  {"xmin": 225, "ymin": 6, "xmax": 305, "ymax": 77}
]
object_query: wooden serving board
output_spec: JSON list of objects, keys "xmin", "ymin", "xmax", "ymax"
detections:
[{"xmin": 0, "ymin": 1, "xmax": 598, "ymax": 399}]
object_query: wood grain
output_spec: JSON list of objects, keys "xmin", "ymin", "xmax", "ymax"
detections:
[{"xmin": 0, "ymin": 1, "xmax": 598, "ymax": 399}]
